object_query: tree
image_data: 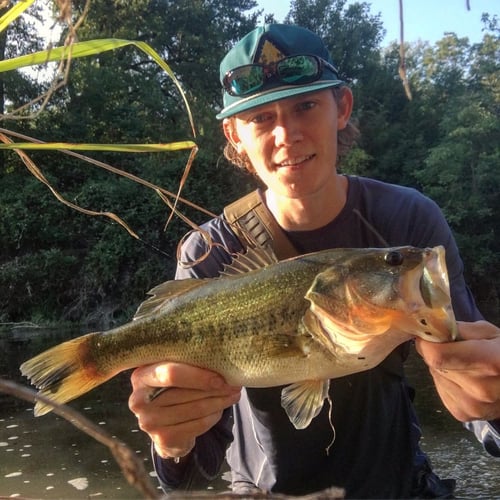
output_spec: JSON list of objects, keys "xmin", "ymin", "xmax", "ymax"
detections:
[
  {"xmin": 412, "ymin": 24, "xmax": 500, "ymax": 318},
  {"xmin": 0, "ymin": 2, "xmax": 45, "ymax": 116},
  {"xmin": 286, "ymin": 0, "xmax": 384, "ymax": 80},
  {"xmin": 0, "ymin": 0, "xmax": 259, "ymax": 325},
  {"xmin": 1, "ymin": 1, "xmax": 498, "ymax": 325}
]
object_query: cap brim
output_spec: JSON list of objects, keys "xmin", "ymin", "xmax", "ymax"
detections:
[{"xmin": 216, "ymin": 79, "xmax": 344, "ymax": 120}]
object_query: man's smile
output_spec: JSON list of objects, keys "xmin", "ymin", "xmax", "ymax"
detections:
[{"xmin": 276, "ymin": 154, "xmax": 315, "ymax": 168}]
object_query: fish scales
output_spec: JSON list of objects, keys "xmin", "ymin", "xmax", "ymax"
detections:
[
  {"xmin": 89, "ymin": 255, "xmax": 335, "ymax": 385},
  {"xmin": 20, "ymin": 246, "xmax": 457, "ymax": 427}
]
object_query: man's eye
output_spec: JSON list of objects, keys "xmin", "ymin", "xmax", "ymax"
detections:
[
  {"xmin": 250, "ymin": 113, "xmax": 272, "ymax": 124},
  {"xmin": 297, "ymin": 101, "xmax": 316, "ymax": 112}
]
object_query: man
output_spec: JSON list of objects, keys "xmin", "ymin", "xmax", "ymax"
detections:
[{"xmin": 129, "ymin": 24, "xmax": 500, "ymax": 498}]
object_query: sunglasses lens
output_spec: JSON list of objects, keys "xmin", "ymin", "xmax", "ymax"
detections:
[
  {"xmin": 278, "ymin": 55, "xmax": 320, "ymax": 84},
  {"xmin": 227, "ymin": 65, "xmax": 264, "ymax": 96},
  {"xmin": 224, "ymin": 55, "xmax": 328, "ymax": 96}
]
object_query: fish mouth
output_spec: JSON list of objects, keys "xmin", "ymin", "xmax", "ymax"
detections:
[
  {"xmin": 414, "ymin": 246, "xmax": 458, "ymax": 341},
  {"xmin": 303, "ymin": 246, "xmax": 457, "ymax": 353},
  {"xmin": 420, "ymin": 247, "xmax": 451, "ymax": 309}
]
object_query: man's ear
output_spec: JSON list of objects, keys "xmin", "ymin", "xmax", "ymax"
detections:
[
  {"xmin": 223, "ymin": 118, "xmax": 243, "ymax": 153},
  {"xmin": 336, "ymin": 87, "xmax": 353, "ymax": 130}
]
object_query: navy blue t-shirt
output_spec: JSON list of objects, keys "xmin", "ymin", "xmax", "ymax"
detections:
[{"xmin": 154, "ymin": 176, "xmax": 485, "ymax": 498}]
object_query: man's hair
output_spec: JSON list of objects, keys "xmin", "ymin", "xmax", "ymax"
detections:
[{"xmin": 223, "ymin": 87, "xmax": 359, "ymax": 173}]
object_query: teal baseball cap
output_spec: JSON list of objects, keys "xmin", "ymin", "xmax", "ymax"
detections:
[{"xmin": 216, "ymin": 24, "xmax": 345, "ymax": 120}]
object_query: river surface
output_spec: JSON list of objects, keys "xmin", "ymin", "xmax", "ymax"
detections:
[{"xmin": 0, "ymin": 327, "xmax": 498, "ymax": 498}]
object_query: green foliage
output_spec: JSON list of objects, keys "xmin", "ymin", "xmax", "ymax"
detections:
[
  {"xmin": 286, "ymin": 0, "xmax": 384, "ymax": 79},
  {"xmin": 0, "ymin": 248, "xmax": 79, "ymax": 323},
  {"xmin": 0, "ymin": 0, "xmax": 498, "ymax": 325},
  {"xmin": 415, "ymin": 95, "xmax": 500, "ymax": 317},
  {"xmin": 0, "ymin": 2, "xmax": 45, "ymax": 116}
]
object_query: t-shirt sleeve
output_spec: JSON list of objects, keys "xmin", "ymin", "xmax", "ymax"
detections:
[
  {"xmin": 464, "ymin": 420, "xmax": 500, "ymax": 457},
  {"xmin": 375, "ymin": 187, "xmax": 496, "ymax": 452},
  {"xmin": 153, "ymin": 408, "xmax": 234, "ymax": 491},
  {"xmin": 175, "ymin": 217, "xmax": 244, "ymax": 279}
]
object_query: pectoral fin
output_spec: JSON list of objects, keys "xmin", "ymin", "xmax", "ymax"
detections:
[{"xmin": 280, "ymin": 379, "xmax": 330, "ymax": 429}]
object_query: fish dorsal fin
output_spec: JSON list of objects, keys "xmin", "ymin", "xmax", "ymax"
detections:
[
  {"xmin": 133, "ymin": 279, "xmax": 208, "ymax": 320},
  {"xmin": 221, "ymin": 245, "xmax": 278, "ymax": 276},
  {"xmin": 134, "ymin": 246, "xmax": 277, "ymax": 320},
  {"xmin": 281, "ymin": 379, "xmax": 330, "ymax": 429}
]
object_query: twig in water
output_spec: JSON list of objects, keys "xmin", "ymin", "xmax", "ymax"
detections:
[{"xmin": 0, "ymin": 378, "xmax": 161, "ymax": 500}]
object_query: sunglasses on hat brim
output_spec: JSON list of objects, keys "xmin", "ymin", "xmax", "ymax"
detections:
[{"xmin": 222, "ymin": 54, "xmax": 339, "ymax": 97}]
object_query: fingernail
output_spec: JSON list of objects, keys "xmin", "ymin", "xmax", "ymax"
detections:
[{"xmin": 155, "ymin": 364, "xmax": 169, "ymax": 383}]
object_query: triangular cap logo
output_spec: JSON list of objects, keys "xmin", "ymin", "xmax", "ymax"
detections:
[{"xmin": 255, "ymin": 37, "xmax": 286, "ymax": 65}]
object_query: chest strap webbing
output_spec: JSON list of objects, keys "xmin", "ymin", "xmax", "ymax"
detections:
[{"xmin": 223, "ymin": 189, "xmax": 298, "ymax": 260}]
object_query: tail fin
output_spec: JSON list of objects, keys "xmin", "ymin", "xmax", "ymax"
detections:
[{"xmin": 20, "ymin": 332, "xmax": 109, "ymax": 416}]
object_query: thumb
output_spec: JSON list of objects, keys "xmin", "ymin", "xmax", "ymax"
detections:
[{"xmin": 457, "ymin": 320, "xmax": 500, "ymax": 341}]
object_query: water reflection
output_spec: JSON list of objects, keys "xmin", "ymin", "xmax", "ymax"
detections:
[
  {"xmin": 1, "ymin": 328, "xmax": 498, "ymax": 498},
  {"xmin": 1, "ymin": 327, "xmax": 158, "ymax": 498},
  {"xmin": 405, "ymin": 348, "xmax": 499, "ymax": 498}
]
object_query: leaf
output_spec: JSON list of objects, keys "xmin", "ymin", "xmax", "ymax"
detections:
[
  {"xmin": 0, "ymin": 38, "xmax": 196, "ymax": 137},
  {"xmin": 68, "ymin": 477, "xmax": 89, "ymax": 490},
  {"xmin": 0, "ymin": 0, "xmax": 35, "ymax": 33},
  {"xmin": 0, "ymin": 141, "xmax": 197, "ymax": 153}
]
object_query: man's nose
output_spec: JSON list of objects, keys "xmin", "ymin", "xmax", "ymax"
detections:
[{"xmin": 272, "ymin": 117, "xmax": 303, "ymax": 147}]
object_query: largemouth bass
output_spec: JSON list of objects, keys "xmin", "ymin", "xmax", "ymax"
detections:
[{"xmin": 21, "ymin": 246, "xmax": 457, "ymax": 429}]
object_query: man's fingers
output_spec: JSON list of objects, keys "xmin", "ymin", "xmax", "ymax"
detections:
[
  {"xmin": 130, "ymin": 361, "xmax": 230, "ymax": 391},
  {"xmin": 415, "ymin": 337, "xmax": 500, "ymax": 373},
  {"xmin": 134, "ymin": 390, "xmax": 239, "ymax": 430},
  {"xmin": 457, "ymin": 320, "xmax": 500, "ymax": 341},
  {"xmin": 151, "ymin": 410, "xmax": 223, "ymax": 459},
  {"xmin": 416, "ymin": 322, "xmax": 500, "ymax": 421}
]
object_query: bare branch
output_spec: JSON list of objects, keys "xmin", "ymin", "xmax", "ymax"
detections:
[{"xmin": 0, "ymin": 378, "xmax": 161, "ymax": 499}]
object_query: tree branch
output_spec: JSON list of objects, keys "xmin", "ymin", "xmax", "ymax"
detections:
[{"xmin": 0, "ymin": 378, "xmax": 161, "ymax": 499}]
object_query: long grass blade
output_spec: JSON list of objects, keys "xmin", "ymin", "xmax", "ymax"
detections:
[
  {"xmin": 0, "ymin": 141, "xmax": 197, "ymax": 153},
  {"xmin": 0, "ymin": 0, "xmax": 35, "ymax": 33},
  {"xmin": 0, "ymin": 132, "xmax": 141, "ymax": 240},
  {"xmin": 0, "ymin": 38, "xmax": 196, "ymax": 136}
]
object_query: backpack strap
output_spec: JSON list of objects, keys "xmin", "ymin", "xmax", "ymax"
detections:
[{"xmin": 223, "ymin": 189, "xmax": 298, "ymax": 260}]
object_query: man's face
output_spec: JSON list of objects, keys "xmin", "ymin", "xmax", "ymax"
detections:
[{"xmin": 225, "ymin": 89, "xmax": 351, "ymax": 200}]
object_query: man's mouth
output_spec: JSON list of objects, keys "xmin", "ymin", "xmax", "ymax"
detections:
[{"xmin": 277, "ymin": 154, "xmax": 315, "ymax": 167}]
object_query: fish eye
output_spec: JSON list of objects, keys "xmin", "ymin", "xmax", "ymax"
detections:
[{"xmin": 384, "ymin": 250, "xmax": 404, "ymax": 266}]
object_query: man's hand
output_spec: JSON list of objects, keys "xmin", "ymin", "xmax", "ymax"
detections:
[
  {"xmin": 415, "ymin": 320, "xmax": 500, "ymax": 422},
  {"xmin": 128, "ymin": 362, "xmax": 241, "ymax": 460}
]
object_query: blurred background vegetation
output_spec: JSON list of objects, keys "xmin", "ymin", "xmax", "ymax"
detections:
[{"xmin": 0, "ymin": 0, "xmax": 498, "ymax": 327}]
